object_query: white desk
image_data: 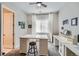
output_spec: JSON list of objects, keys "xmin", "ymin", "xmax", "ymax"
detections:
[
  {"xmin": 53, "ymin": 35, "xmax": 79, "ymax": 56},
  {"xmin": 20, "ymin": 34, "xmax": 48, "ymax": 56}
]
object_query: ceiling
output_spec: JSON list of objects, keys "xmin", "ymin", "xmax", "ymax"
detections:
[{"xmin": 4, "ymin": 2, "xmax": 66, "ymax": 14}]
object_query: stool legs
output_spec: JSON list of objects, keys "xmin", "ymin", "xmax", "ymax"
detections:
[{"xmin": 27, "ymin": 45, "xmax": 38, "ymax": 56}]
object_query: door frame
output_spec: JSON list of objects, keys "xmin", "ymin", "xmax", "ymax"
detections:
[{"xmin": 2, "ymin": 5, "xmax": 15, "ymax": 49}]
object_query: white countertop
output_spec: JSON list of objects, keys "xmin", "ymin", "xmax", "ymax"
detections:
[
  {"xmin": 65, "ymin": 43, "xmax": 79, "ymax": 56},
  {"xmin": 20, "ymin": 34, "xmax": 49, "ymax": 39},
  {"xmin": 53, "ymin": 35, "xmax": 79, "ymax": 56},
  {"xmin": 53, "ymin": 35, "xmax": 72, "ymax": 44}
]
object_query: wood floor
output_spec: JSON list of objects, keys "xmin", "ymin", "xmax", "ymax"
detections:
[
  {"xmin": 3, "ymin": 42, "xmax": 60, "ymax": 56},
  {"xmin": 3, "ymin": 49, "xmax": 21, "ymax": 56}
]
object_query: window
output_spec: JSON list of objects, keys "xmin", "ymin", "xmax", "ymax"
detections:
[{"xmin": 36, "ymin": 14, "xmax": 49, "ymax": 33}]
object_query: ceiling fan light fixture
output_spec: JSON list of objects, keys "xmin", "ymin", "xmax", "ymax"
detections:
[{"xmin": 37, "ymin": 3, "xmax": 41, "ymax": 7}]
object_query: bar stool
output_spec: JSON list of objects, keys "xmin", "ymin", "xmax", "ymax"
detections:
[{"xmin": 27, "ymin": 42, "xmax": 38, "ymax": 56}]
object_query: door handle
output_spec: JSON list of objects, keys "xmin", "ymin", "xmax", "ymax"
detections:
[
  {"xmin": 3, "ymin": 34, "xmax": 5, "ymax": 36},
  {"xmin": 3, "ymin": 34, "xmax": 5, "ymax": 39}
]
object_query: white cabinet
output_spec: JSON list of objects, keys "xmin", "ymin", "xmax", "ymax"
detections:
[
  {"xmin": 53, "ymin": 35, "xmax": 67, "ymax": 56},
  {"xmin": 59, "ymin": 42, "xmax": 65, "ymax": 56},
  {"xmin": 53, "ymin": 36, "xmax": 59, "ymax": 47}
]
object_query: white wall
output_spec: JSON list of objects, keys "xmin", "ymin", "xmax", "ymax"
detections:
[
  {"xmin": 0, "ymin": 4, "xmax": 1, "ymax": 51},
  {"xmin": 49, "ymin": 13, "xmax": 59, "ymax": 42},
  {"xmin": 2, "ymin": 3, "xmax": 27, "ymax": 48},
  {"xmin": 52, "ymin": 13, "xmax": 59, "ymax": 35},
  {"xmin": 32, "ymin": 14, "xmax": 36, "ymax": 34},
  {"xmin": 48, "ymin": 14, "xmax": 53, "ymax": 42},
  {"xmin": 59, "ymin": 2, "xmax": 79, "ymax": 36},
  {"xmin": 27, "ymin": 14, "xmax": 32, "ymax": 34}
]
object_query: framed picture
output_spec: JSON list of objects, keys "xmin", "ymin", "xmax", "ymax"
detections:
[
  {"xmin": 18, "ymin": 21, "xmax": 25, "ymax": 29},
  {"xmin": 71, "ymin": 17, "xmax": 78, "ymax": 26},
  {"xmin": 21, "ymin": 22, "xmax": 25, "ymax": 29},
  {"xmin": 18, "ymin": 21, "xmax": 22, "ymax": 26},
  {"xmin": 28, "ymin": 24, "xmax": 32, "ymax": 28},
  {"xmin": 63, "ymin": 19, "xmax": 68, "ymax": 25}
]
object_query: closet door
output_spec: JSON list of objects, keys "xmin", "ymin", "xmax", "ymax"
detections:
[{"xmin": 3, "ymin": 10, "xmax": 14, "ymax": 49}]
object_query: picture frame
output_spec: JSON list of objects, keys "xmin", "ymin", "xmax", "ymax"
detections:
[
  {"xmin": 18, "ymin": 21, "xmax": 25, "ymax": 29},
  {"xmin": 63, "ymin": 19, "xmax": 68, "ymax": 25},
  {"xmin": 28, "ymin": 24, "xmax": 32, "ymax": 28},
  {"xmin": 18, "ymin": 21, "xmax": 22, "ymax": 26},
  {"xmin": 71, "ymin": 17, "xmax": 78, "ymax": 26},
  {"xmin": 21, "ymin": 22, "xmax": 25, "ymax": 29}
]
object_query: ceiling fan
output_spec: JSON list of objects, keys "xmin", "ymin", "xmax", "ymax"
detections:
[{"xmin": 29, "ymin": 2, "xmax": 47, "ymax": 7}]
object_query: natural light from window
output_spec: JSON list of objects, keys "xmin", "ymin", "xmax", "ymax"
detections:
[{"xmin": 36, "ymin": 14, "xmax": 49, "ymax": 33}]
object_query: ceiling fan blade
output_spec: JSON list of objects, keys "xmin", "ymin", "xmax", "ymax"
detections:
[
  {"xmin": 36, "ymin": 2, "xmax": 42, "ymax": 4},
  {"xmin": 29, "ymin": 2, "xmax": 36, "ymax": 5},
  {"xmin": 41, "ymin": 4, "xmax": 47, "ymax": 7},
  {"xmin": 29, "ymin": 2, "xmax": 47, "ymax": 7}
]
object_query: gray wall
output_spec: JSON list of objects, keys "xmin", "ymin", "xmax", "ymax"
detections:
[
  {"xmin": 2, "ymin": 3, "xmax": 27, "ymax": 48},
  {"xmin": 59, "ymin": 2, "xmax": 79, "ymax": 36}
]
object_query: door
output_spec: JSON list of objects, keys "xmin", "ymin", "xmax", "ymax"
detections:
[{"xmin": 3, "ymin": 9, "xmax": 14, "ymax": 49}]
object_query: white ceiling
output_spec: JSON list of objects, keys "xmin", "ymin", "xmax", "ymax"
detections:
[{"xmin": 4, "ymin": 2, "xmax": 66, "ymax": 14}]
